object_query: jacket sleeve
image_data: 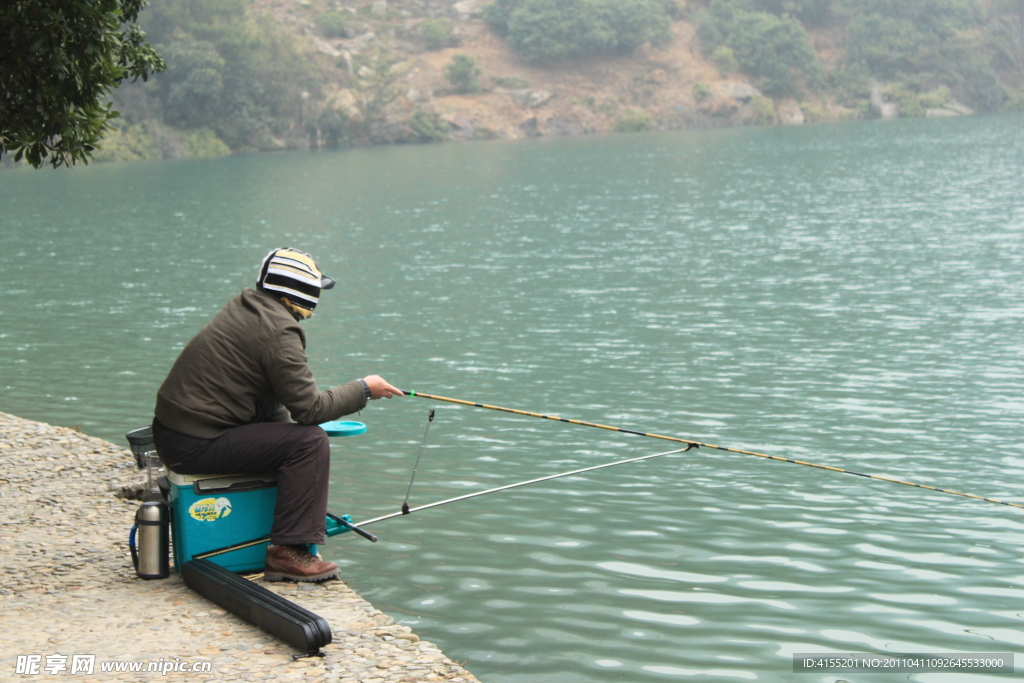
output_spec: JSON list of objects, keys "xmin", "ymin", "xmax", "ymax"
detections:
[{"xmin": 264, "ymin": 326, "xmax": 367, "ymax": 424}]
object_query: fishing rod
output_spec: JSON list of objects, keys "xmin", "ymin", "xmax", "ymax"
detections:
[
  {"xmin": 194, "ymin": 390, "xmax": 1020, "ymax": 561},
  {"xmin": 194, "ymin": 445, "xmax": 693, "ymax": 560},
  {"xmin": 402, "ymin": 390, "xmax": 1024, "ymax": 511},
  {"xmin": 356, "ymin": 445, "xmax": 693, "ymax": 527},
  {"xmin": 192, "ymin": 513, "xmax": 378, "ymax": 561}
]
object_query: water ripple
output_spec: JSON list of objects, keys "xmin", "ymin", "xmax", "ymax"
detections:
[{"xmin": 2, "ymin": 115, "xmax": 1022, "ymax": 682}]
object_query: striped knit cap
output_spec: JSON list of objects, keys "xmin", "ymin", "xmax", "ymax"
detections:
[{"xmin": 257, "ymin": 248, "xmax": 335, "ymax": 313}]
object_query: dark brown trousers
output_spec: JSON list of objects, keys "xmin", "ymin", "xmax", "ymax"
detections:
[{"xmin": 152, "ymin": 419, "xmax": 331, "ymax": 546}]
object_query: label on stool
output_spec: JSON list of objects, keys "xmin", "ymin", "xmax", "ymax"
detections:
[{"xmin": 189, "ymin": 497, "xmax": 233, "ymax": 521}]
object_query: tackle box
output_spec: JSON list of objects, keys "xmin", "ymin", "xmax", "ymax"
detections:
[
  {"xmin": 167, "ymin": 471, "xmax": 280, "ymax": 573},
  {"xmin": 164, "ymin": 422, "xmax": 366, "ymax": 572}
]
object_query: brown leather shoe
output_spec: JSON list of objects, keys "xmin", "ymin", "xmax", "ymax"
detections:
[{"xmin": 264, "ymin": 544, "xmax": 339, "ymax": 582}]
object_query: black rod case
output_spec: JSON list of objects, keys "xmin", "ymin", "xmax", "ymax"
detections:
[{"xmin": 181, "ymin": 558, "xmax": 332, "ymax": 656}]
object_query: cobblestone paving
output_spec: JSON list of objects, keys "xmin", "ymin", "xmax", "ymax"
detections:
[{"xmin": 0, "ymin": 412, "xmax": 480, "ymax": 683}]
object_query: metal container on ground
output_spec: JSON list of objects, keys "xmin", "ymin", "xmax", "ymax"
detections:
[{"xmin": 134, "ymin": 500, "xmax": 170, "ymax": 579}]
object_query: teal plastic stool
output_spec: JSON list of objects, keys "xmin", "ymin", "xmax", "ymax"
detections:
[{"xmin": 167, "ymin": 421, "xmax": 370, "ymax": 572}]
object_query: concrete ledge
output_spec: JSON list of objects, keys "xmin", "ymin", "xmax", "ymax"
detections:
[{"xmin": 0, "ymin": 412, "xmax": 479, "ymax": 682}]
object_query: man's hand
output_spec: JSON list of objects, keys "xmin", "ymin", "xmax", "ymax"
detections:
[{"xmin": 362, "ymin": 375, "xmax": 403, "ymax": 399}]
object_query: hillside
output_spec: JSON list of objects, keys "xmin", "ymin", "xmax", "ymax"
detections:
[
  {"xmin": 94, "ymin": 0, "xmax": 1023, "ymax": 162},
  {"xmin": 285, "ymin": 0, "xmax": 792, "ymax": 140}
]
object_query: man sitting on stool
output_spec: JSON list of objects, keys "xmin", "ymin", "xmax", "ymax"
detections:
[{"xmin": 152, "ymin": 247, "xmax": 401, "ymax": 581}]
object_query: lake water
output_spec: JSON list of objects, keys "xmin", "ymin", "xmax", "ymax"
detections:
[{"xmin": 2, "ymin": 115, "xmax": 1023, "ymax": 681}]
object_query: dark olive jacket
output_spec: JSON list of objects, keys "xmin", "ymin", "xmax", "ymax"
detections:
[{"xmin": 154, "ymin": 288, "xmax": 366, "ymax": 439}]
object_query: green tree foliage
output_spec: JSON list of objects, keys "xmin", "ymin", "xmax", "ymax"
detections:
[
  {"xmin": 696, "ymin": 0, "xmax": 1019, "ymax": 110},
  {"xmin": 837, "ymin": 0, "xmax": 1009, "ymax": 110},
  {"xmin": 90, "ymin": 122, "xmax": 161, "ymax": 163},
  {"xmin": 312, "ymin": 109, "xmax": 352, "ymax": 148},
  {"xmin": 483, "ymin": 0, "xmax": 518, "ymax": 34},
  {"xmin": 445, "ymin": 55, "xmax": 482, "ymax": 93},
  {"xmin": 987, "ymin": 0, "xmax": 1024, "ymax": 87},
  {"xmin": 749, "ymin": 93, "xmax": 776, "ymax": 123},
  {"xmin": 422, "ymin": 19, "xmax": 458, "ymax": 50},
  {"xmin": 663, "ymin": 0, "xmax": 687, "ymax": 20},
  {"xmin": 406, "ymin": 109, "xmax": 448, "ymax": 142},
  {"xmin": 841, "ymin": 0, "xmax": 979, "ymax": 78},
  {"xmin": 112, "ymin": 0, "xmax": 326, "ymax": 152},
  {"xmin": 711, "ymin": 45, "xmax": 738, "ymax": 73},
  {"xmin": 159, "ymin": 39, "xmax": 226, "ymax": 129},
  {"xmin": 0, "ymin": 0, "xmax": 166, "ymax": 168},
  {"xmin": 485, "ymin": 0, "xmax": 673, "ymax": 64},
  {"xmin": 316, "ymin": 11, "xmax": 351, "ymax": 39},
  {"xmin": 613, "ymin": 107, "xmax": 654, "ymax": 132},
  {"xmin": 748, "ymin": 0, "xmax": 834, "ymax": 27},
  {"xmin": 349, "ymin": 60, "xmax": 403, "ymax": 144},
  {"xmin": 696, "ymin": 0, "xmax": 821, "ymax": 95}
]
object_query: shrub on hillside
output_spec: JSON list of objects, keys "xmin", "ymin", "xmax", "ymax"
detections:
[
  {"xmin": 407, "ymin": 109, "xmax": 448, "ymax": 142},
  {"xmin": 711, "ymin": 45, "xmax": 737, "ymax": 73},
  {"xmin": 178, "ymin": 128, "xmax": 232, "ymax": 158},
  {"xmin": 93, "ymin": 123, "xmax": 162, "ymax": 163},
  {"xmin": 159, "ymin": 39, "xmax": 227, "ymax": 130},
  {"xmin": 422, "ymin": 19, "xmax": 458, "ymax": 50},
  {"xmin": 483, "ymin": 0, "xmax": 519, "ymax": 34},
  {"xmin": 485, "ymin": 0, "xmax": 674, "ymax": 64},
  {"xmin": 314, "ymin": 109, "xmax": 352, "ymax": 148},
  {"xmin": 445, "ymin": 55, "xmax": 482, "ymax": 93},
  {"xmin": 837, "ymin": 0, "xmax": 1008, "ymax": 110},
  {"xmin": 949, "ymin": 57, "xmax": 1008, "ymax": 111},
  {"xmin": 696, "ymin": 0, "xmax": 821, "ymax": 95},
  {"xmin": 749, "ymin": 94, "xmax": 776, "ymax": 123},
  {"xmin": 663, "ymin": 0, "xmax": 687, "ymax": 20},
  {"xmin": 799, "ymin": 101, "xmax": 829, "ymax": 121},
  {"xmin": 316, "ymin": 11, "xmax": 352, "ymax": 39},
  {"xmin": 613, "ymin": 107, "xmax": 654, "ymax": 132},
  {"xmin": 749, "ymin": 0, "xmax": 834, "ymax": 27}
]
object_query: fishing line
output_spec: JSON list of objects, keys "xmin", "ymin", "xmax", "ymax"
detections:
[
  {"xmin": 402, "ymin": 390, "xmax": 1024, "ymax": 511},
  {"xmin": 402, "ymin": 409, "xmax": 435, "ymax": 514}
]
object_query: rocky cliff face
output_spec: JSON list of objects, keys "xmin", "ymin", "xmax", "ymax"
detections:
[{"xmin": 255, "ymin": 0, "xmax": 867, "ymax": 147}]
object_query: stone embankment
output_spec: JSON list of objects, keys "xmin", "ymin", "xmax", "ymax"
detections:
[{"xmin": 0, "ymin": 412, "xmax": 479, "ymax": 683}]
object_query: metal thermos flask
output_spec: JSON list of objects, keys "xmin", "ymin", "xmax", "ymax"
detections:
[{"xmin": 135, "ymin": 500, "xmax": 170, "ymax": 579}]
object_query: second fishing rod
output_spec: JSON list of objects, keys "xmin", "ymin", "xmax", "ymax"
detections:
[
  {"xmin": 402, "ymin": 389, "xmax": 1024, "ymax": 511},
  {"xmin": 193, "ymin": 389, "xmax": 1021, "ymax": 563}
]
